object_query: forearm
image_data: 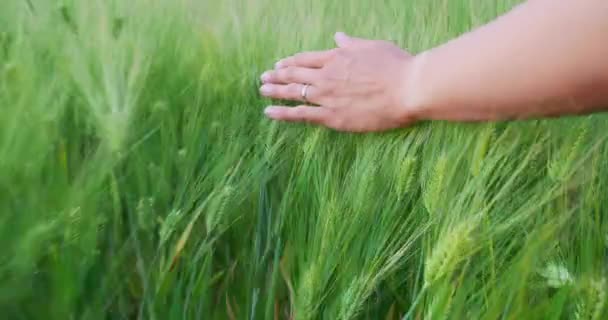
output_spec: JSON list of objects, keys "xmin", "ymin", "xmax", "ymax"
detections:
[{"xmin": 409, "ymin": 0, "xmax": 608, "ymax": 122}]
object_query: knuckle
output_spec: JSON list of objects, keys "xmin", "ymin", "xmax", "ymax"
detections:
[
  {"xmin": 275, "ymin": 69, "xmax": 284, "ymax": 81},
  {"xmin": 318, "ymin": 79, "xmax": 336, "ymax": 94},
  {"xmin": 284, "ymin": 67, "xmax": 296, "ymax": 81},
  {"xmin": 286, "ymin": 83, "xmax": 300, "ymax": 96},
  {"xmin": 313, "ymin": 84, "xmax": 328, "ymax": 99},
  {"xmin": 274, "ymin": 85, "xmax": 287, "ymax": 97},
  {"xmin": 276, "ymin": 69, "xmax": 288, "ymax": 81},
  {"xmin": 312, "ymin": 87, "xmax": 328, "ymax": 104}
]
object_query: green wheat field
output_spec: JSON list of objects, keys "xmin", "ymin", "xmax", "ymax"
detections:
[{"xmin": 1, "ymin": 0, "xmax": 607, "ymax": 319}]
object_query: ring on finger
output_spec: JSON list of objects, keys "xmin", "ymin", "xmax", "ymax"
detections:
[{"xmin": 301, "ymin": 84, "xmax": 311, "ymax": 103}]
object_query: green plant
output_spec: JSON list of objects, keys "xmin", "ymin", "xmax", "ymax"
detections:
[{"xmin": 0, "ymin": 0, "xmax": 606, "ymax": 319}]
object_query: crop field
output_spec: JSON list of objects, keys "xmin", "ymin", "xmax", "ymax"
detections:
[{"xmin": 0, "ymin": 0, "xmax": 607, "ymax": 319}]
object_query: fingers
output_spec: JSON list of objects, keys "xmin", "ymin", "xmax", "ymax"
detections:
[
  {"xmin": 260, "ymin": 67, "xmax": 318, "ymax": 85},
  {"xmin": 263, "ymin": 105, "xmax": 351, "ymax": 131},
  {"xmin": 260, "ymin": 83, "xmax": 320, "ymax": 103},
  {"xmin": 264, "ymin": 106, "xmax": 333, "ymax": 125},
  {"xmin": 275, "ymin": 50, "xmax": 335, "ymax": 69}
]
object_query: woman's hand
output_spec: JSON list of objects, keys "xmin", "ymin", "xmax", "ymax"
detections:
[{"xmin": 260, "ymin": 32, "xmax": 421, "ymax": 132}]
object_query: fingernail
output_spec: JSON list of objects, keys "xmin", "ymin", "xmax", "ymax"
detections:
[
  {"xmin": 335, "ymin": 31, "xmax": 353, "ymax": 48},
  {"xmin": 260, "ymin": 72, "xmax": 270, "ymax": 83},
  {"xmin": 264, "ymin": 107, "xmax": 279, "ymax": 117},
  {"xmin": 260, "ymin": 85, "xmax": 271, "ymax": 95},
  {"xmin": 274, "ymin": 60, "xmax": 284, "ymax": 69},
  {"xmin": 335, "ymin": 31, "xmax": 348, "ymax": 40}
]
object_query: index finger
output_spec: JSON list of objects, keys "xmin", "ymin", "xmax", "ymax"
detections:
[{"xmin": 275, "ymin": 50, "xmax": 335, "ymax": 69}]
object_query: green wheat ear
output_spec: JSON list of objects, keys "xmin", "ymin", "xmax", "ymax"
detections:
[
  {"xmin": 470, "ymin": 124, "xmax": 495, "ymax": 177},
  {"xmin": 319, "ymin": 197, "xmax": 341, "ymax": 256},
  {"xmin": 527, "ymin": 142, "xmax": 543, "ymax": 178},
  {"xmin": 548, "ymin": 122, "xmax": 588, "ymax": 183},
  {"xmin": 423, "ymin": 155, "xmax": 448, "ymax": 216},
  {"xmin": 205, "ymin": 185, "xmax": 234, "ymax": 233},
  {"xmin": 296, "ymin": 262, "xmax": 322, "ymax": 320},
  {"xmin": 338, "ymin": 277, "xmax": 366, "ymax": 320},
  {"xmin": 395, "ymin": 156, "xmax": 417, "ymax": 200},
  {"xmin": 424, "ymin": 216, "xmax": 478, "ymax": 287},
  {"xmin": 159, "ymin": 208, "xmax": 183, "ymax": 245},
  {"xmin": 425, "ymin": 285, "xmax": 456, "ymax": 320},
  {"xmin": 301, "ymin": 128, "xmax": 323, "ymax": 162},
  {"xmin": 263, "ymin": 121, "xmax": 279, "ymax": 163},
  {"xmin": 574, "ymin": 276, "xmax": 606, "ymax": 320}
]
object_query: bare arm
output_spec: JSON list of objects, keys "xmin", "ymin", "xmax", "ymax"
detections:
[
  {"xmin": 260, "ymin": 0, "xmax": 608, "ymax": 132},
  {"xmin": 411, "ymin": 0, "xmax": 608, "ymax": 122}
]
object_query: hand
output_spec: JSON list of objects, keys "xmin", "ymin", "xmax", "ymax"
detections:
[{"xmin": 260, "ymin": 32, "xmax": 420, "ymax": 132}]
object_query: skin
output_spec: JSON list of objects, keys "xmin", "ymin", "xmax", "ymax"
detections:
[{"xmin": 259, "ymin": 0, "xmax": 608, "ymax": 133}]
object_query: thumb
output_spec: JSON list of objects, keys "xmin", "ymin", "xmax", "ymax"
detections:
[{"xmin": 334, "ymin": 32, "xmax": 367, "ymax": 48}]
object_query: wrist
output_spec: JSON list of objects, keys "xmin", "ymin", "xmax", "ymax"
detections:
[{"xmin": 400, "ymin": 50, "xmax": 434, "ymax": 122}]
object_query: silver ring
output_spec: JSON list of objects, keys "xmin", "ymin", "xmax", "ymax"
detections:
[{"xmin": 301, "ymin": 84, "xmax": 310, "ymax": 103}]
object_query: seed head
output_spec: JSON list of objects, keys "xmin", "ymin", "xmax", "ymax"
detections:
[{"xmin": 424, "ymin": 217, "xmax": 477, "ymax": 286}]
